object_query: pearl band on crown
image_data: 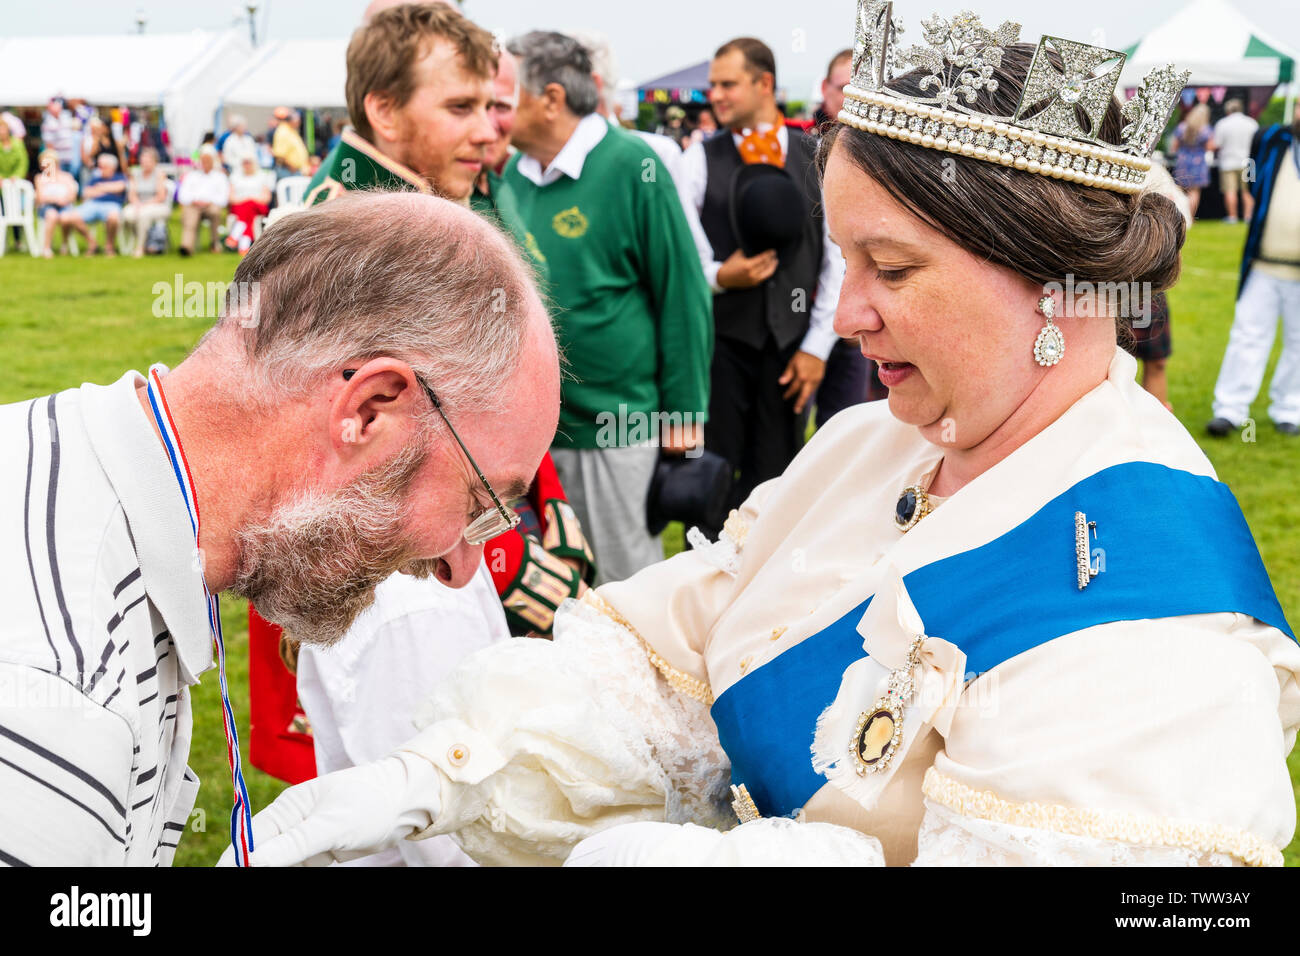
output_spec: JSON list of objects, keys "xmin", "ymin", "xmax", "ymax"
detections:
[{"xmin": 838, "ymin": 85, "xmax": 1151, "ymax": 195}]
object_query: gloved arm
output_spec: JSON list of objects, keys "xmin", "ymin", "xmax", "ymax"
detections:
[
  {"xmin": 220, "ymin": 748, "xmax": 443, "ymax": 867},
  {"xmin": 221, "ymin": 599, "xmax": 733, "ymax": 867}
]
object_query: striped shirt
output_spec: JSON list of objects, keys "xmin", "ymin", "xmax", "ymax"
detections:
[{"xmin": 0, "ymin": 370, "xmax": 214, "ymax": 865}]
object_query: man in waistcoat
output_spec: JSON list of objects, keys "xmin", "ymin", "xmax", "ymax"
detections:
[{"xmin": 680, "ymin": 37, "xmax": 844, "ymax": 534}]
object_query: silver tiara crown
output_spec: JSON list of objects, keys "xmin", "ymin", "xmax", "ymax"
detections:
[{"xmin": 839, "ymin": 1, "xmax": 1190, "ymax": 194}]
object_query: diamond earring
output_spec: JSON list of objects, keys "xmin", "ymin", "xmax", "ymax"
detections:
[{"xmin": 1033, "ymin": 295, "xmax": 1065, "ymax": 367}]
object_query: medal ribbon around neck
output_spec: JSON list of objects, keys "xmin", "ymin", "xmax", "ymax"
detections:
[{"xmin": 145, "ymin": 365, "xmax": 255, "ymax": 866}]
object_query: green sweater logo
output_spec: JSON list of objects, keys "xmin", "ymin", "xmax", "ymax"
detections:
[{"xmin": 551, "ymin": 205, "xmax": 589, "ymax": 238}]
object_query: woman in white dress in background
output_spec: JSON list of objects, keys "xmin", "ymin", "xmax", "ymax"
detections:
[{"xmin": 227, "ymin": 4, "xmax": 1300, "ymax": 867}]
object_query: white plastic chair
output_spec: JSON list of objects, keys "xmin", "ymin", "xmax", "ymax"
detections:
[
  {"xmin": 0, "ymin": 179, "xmax": 40, "ymax": 257},
  {"xmin": 276, "ymin": 175, "xmax": 310, "ymax": 209},
  {"xmin": 261, "ymin": 175, "xmax": 311, "ymax": 233}
]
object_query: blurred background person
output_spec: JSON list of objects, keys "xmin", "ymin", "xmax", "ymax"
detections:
[
  {"xmin": 220, "ymin": 114, "xmax": 258, "ymax": 170},
  {"xmin": 1171, "ymin": 102, "xmax": 1213, "ymax": 219},
  {"xmin": 471, "ymin": 47, "xmax": 519, "ymax": 217},
  {"xmin": 34, "ymin": 150, "xmax": 78, "ymax": 257},
  {"xmin": 1209, "ymin": 102, "xmax": 1300, "ymax": 438},
  {"xmin": 814, "ymin": 47, "xmax": 852, "ymax": 131},
  {"xmin": 659, "ymin": 104, "xmax": 687, "ymax": 148},
  {"xmin": 121, "ymin": 146, "xmax": 170, "ymax": 258},
  {"xmin": 82, "ymin": 115, "xmax": 127, "ymax": 180},
  {"xmin": 59, "ymin": 152, "xmax": 125, "ymax": 256},
  {"xmin": 225, "ymin": 153, "xmax": 273, "ymax": 254},
  {"xmin": 1214, "ymin": 99, "xmax": 1259, "ymax": 224},
  {"xmin": 272, "ymin": 106, "xmax": 310, "ymax": 178},
  {"xmin": 686, "ymin": 106, "xmax": 718, "ymax": 148},
  {"xmin": 177, "ymin": 145, "xmax": 228, "ymax": 255},
  {"xmin": 41, "ymin": 97, "xmax": 80, "ymax": 179}
]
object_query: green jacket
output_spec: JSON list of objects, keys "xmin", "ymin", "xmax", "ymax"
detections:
[{"xmin": 0, "ymin": 139, "xmax": 28, "ymax": 181}]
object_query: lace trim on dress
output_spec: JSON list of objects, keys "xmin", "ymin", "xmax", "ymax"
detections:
[
  {"xmin": 581, "ymin": 590, "xmax": 715, "ymax": 705},
  {"xmin": 684, "ymin": 526, "xmax": 739, "ymax": 576},
  {"xmin": 914, "ymin": 801, "xmax": 1238, "ymax": 866},
  {"xmin": 557, "ymin": 600, "xmax": 733, "ymax": 829},
  {"xmin": 922, "ymin": 767, "xmax": 1281, "ymax": 867}
]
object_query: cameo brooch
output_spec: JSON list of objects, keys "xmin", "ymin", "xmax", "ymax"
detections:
[{"xmin": 849, "ymin": 635, "xmax": 926, "ymax": 776}]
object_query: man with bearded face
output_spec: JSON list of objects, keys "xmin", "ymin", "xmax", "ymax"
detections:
[{"xmin": 0, "ymin": 190, "xmax": 560, "ymax": 865}]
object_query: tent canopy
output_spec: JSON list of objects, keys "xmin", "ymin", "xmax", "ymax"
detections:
[
  {"xmin": 1120, "ymin": 0, "xmax": 1296, "ymax": 88},
  {"xmin": 637, "ymin": 60, "xmax": 710, "ymax": 94},
  {"xmin": 0, "ymin": 30, "xmax": 251, "ymax": 157},
  {"xmin": 220, "ymin": 39, "xmax": 351, "ymax": 111}
]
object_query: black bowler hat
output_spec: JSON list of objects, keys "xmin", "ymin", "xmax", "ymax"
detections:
[
  {"xmin": 729, "ymin": 162, "xmax": 808, "ymax": 257},
  {"xmin": 645, "ymin": 450, "xmax": 733, "ymax": 537}
]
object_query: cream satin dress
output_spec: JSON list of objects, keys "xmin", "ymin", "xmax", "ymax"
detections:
[{"xmin": 393, "ymin": 349, "xmax": 1300, "ymax": 866}]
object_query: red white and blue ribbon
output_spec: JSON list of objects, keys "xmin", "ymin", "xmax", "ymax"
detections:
[{"xmin": 145, "ymin": 366, "xmax": 255, "ymax": 866}]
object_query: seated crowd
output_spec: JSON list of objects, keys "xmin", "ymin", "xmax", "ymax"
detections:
[{"xmin": 3, "ymin": 98, "xmax": 317, "ymax": 258}]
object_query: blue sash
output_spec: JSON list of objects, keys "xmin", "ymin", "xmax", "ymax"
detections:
[{"xmin": 710, "ymin": 462, "xmax": 1294, "ymax": 818}]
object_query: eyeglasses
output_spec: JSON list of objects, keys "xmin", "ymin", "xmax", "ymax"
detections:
[{"xmin": 343, "ymin": 368, "xmax": 520, "ymax": 546}]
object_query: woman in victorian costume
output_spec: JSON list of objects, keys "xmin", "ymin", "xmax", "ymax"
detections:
[{"xmin": 231, "ymin": 2, "xmax": 1300, "ymax": 867}]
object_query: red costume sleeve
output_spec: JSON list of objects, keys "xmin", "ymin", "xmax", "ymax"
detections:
[{"xmin": 248, "ymin": 605, "xmax": 317, "ymax": 785}]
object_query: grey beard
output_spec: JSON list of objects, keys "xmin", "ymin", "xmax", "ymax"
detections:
[{"xmin": 232, "ymin": 441, "xmax": 431, "ymax": 648}]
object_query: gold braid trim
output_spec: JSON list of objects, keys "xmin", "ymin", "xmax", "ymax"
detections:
[
  {"xmin": 923, "ymin": 767, "xmax": 1283, "ymax": 867},
  {"xmin": 581, "ymin": 590, "xmax": 714, "ymax": 705}
]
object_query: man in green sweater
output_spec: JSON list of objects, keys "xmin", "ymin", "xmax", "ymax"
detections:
[{"xmin": 505, "ymin": 31, "xmax": 713, "ymax": 583}]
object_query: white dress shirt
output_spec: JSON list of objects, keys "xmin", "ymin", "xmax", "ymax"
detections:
[
  {"xmin": 514, "ymin": 112, "xmax": 611, "ymax": 187},
  {"xmin": 297, "ymin": 563, "xmax": 510, "ymax": 866},
  {"xmin": 682, "ymin": 125, "xmax": 844, "ymax": 360},
  {"xmin": 178, "ymin": 168, "xmax": 230, "ymax": 207}
]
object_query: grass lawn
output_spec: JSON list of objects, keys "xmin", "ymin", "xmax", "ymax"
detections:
[{"xmin": 1, "ymin": 213, "xmax": 1296, "ymax": 866}]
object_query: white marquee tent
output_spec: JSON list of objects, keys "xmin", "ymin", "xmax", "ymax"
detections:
[
  {"xmin": 0, "ymin": 30, "xmax": 252, "ymax": 158},
  {"xmin": 217, "ymin": 38, "xmax": 350, "ymax": 134},
  {"xmin": 1119, "ymin": 0, "xmax": 1296, "ymax": 115}
]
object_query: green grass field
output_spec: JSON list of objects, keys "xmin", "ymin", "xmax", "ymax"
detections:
[{"xmin": 2, "ymin": 213, "xmax": 1296, "ymax": 866}]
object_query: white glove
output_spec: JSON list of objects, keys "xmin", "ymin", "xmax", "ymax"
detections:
[{"xmin": 217, "ymin": 750, "xmax": 442, "ymax": 867}]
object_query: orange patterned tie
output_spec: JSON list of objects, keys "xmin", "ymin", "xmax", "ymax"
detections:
[{"xmin": 737, "ymin": 126, "xmax": 785, "ymax": 167}]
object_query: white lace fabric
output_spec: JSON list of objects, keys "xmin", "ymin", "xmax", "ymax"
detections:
[
  {"xmin": 684, "ymin": 520, "xmax": 744, "ymax": 577},
  {"xmin": 410, "ymin": 599, "xmax": 733, "ymax": 865},
  {"xmin": 913, "ymin": 800, "xmax": 1238, "ymax": 866},
  {"xmin": 566, "ymin": 817, "xmax": 887, "ymax": 866}
]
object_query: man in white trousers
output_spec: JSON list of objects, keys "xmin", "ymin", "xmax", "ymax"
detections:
[{"xmin": 1208, "ymin": 102, "xmax": 1300, "ymax": 438}]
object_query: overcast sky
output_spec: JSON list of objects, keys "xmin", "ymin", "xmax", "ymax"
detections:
[{"xmin": 5, "ymin": 0, "xmax": 1297, "ymax": 101}]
